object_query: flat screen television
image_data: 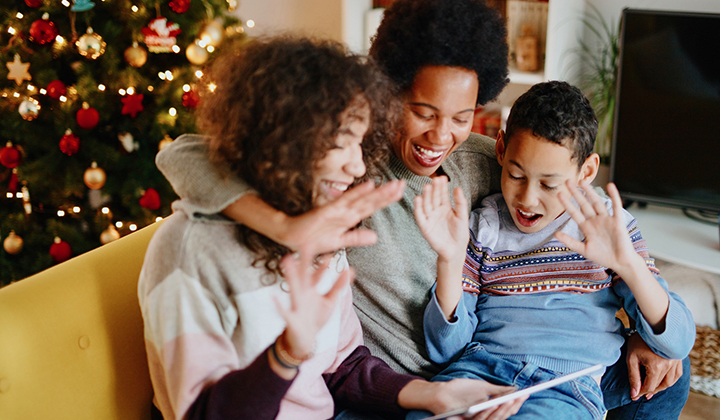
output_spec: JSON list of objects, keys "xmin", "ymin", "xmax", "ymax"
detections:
[{"xmin": 610, "ymin": 8, "xmax": 720, "ymax": 213}]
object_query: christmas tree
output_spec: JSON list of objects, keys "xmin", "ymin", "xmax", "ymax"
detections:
[{"xmin": 0, "ymin": 0, "xmax": 243, "ymax": 285}]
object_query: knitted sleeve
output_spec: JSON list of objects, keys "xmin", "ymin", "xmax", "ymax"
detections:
[
  {"xmin": 612, "ymin": 210, "xmax": 696, "ymax": 360},
  {"xmin": 156, "ymin": 134, "xmax": 254, "ymax": 216},
  {"xmin": 323, "ymin": 346, "xmax": 420, "ymax": 417}
]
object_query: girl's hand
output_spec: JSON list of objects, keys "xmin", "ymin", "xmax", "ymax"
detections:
[
  {"xmin": 413, "ymin": 176, "xmax": 469, "ymax": 264},
  {"xmin": 555, "ymin": 180, "xmax": 641, "ymax": 274},
  {"xmin": 274, "ymin": 249, "xmax": 352, "ymax": 360},
  {"xmin": 399, "ymin": 378, "xmax": 526, "ymax": 420}
]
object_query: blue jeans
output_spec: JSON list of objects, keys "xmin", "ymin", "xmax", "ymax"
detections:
[
  {"xmin": 406, "ymin": 342, "xmax": 606, "ymax": 420},
  {"xmin": 601, "ymin": 340, "xmax": 691, "ymax": 420}
]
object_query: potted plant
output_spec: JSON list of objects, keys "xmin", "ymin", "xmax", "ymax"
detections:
[{"xmin": 576, "ymin": 4, "xmax": 620, "ymax": 165}]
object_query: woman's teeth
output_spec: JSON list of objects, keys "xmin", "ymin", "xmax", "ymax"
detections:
[{"xmin": 414, "ymin": 145, "xmax": 444, "ymax": 159}]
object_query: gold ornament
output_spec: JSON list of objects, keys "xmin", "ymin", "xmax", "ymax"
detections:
[
  {"xmin": 3, "ymin": 231, "xmax": 23, "ymax": 254},
  {"xmin": 124, "ymin": 42, "xmax": 148, "ymax": 68},
  {"xmin": 19, "ymin": 98, "xmax": 40, "ymax": 121},
  {"xmin": 186, "ymin": 41, "xmax": 209, "ymax": 65},
  {"xmin": 100, "ymin": 224, "xmax": 121, "ymax": 244},
  {"xmin": 83, "ymin": 161, "xmax": 106, "ymax": 189},
  {"xmin": 158, "ymin": 134, "xmax": 174, "ymax": 151},
  {"xmin": 76, "ymin": 27, "xmax": 106, "ymax": 60},
  {"xmin": 6, "ymin": 54, "xmax": 31, "ymax": 86},
  {"xmin": 200, "ymin": 21, "xmax": 224, "ymax": 47}
]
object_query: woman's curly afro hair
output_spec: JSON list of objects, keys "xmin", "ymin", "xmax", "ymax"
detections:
[
  {"xmin": 196, "ymin": 36, "xmax": 400, "ymax": 275},
  {"xmin": 369, "ymin": 0, "xmax": 509, "ymax": 106}
]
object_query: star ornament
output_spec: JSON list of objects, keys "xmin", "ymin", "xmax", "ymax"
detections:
[
  {"xmin": 121, "ymin": 94, "xmax": 144, "ymax": 118},
  {"xmin": 6, "ymin": 55, "xmax": 31, "ymax": 86}
]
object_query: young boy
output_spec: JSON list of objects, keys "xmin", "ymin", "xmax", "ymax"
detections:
[{"xmin": 409, "ymin": 81, "xmax": 695, "ymax": 420}]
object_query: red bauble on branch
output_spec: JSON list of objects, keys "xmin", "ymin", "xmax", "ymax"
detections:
[
  {"xmin": 59, "ymin": 129, "xmax": 80, "ymax": 156},
  {"xmin": 47, "ymin": 80, "xmax": 67, "ymax": 99},
  {"xmin": 49, "ymin": 237, "xmax": 72, "ymax": 263},
  {"xmin": 29, "ymin": 14, "xmax": 59, "ymax": 45},
  {"xmin": 25, "ymin": 0, "xmax": 42, "ymax": 7},
  {"xmin": 76, "ymin": 102, "xmax": 99, "ymax": 129},
  {"xmin": 139, "ymin": 188, "xmax": 161, "ymax": 210},
  {"xmin": 121, "ymin": 94, "xmax": 144, "ymax": 118},
  {"xmin": 182, "ymin": 89, "xmax": 200, "ymax": 108},
  {"xmin": 1, "ymin": 142, "xmax": 22, "ymax": 168},
  {"xmin": 169, "ymin": 0, "xmax": 191, "ymax": 13}
]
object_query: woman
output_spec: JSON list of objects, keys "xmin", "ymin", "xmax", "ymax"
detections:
[
  {"xmin": 156, "ymin": 1, "xmax": 689, "ymax": 418},
  {"xmin": 140, "ymin": 36, "xmax": 521, "ymax": 420}
]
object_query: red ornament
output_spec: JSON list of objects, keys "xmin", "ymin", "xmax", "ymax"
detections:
[
  {"xmin": 46, "ymin": 80, "xmax": 67, "ymax": 99},
  {"xmin": 0, "ymin": 142, "xmax": 22, "ymax": 168},
  {"xmin": 121, "ymin": 94, "xmax": 144, "ymax": 118},
  {"xmin": 59, "ymin": 130, "xmax": 80, "ymax": 156},
  {"xmin": 182, "ymin": 89, "xmax": 200, "ymax": 108},
  {"xmin": 29, "ymin": 15, "xmax": 59, "ymax": 45},
  {"xmin": 8, "ymin": 169, "xmax": 19, "ymax": 192},
  {"xmin": 139, "ymin": 188, "xmax": 161, "ymax": 210},
  {"xmin": 169, "ymin": 0, "xmax": 191, "ymax": 13},
  {"xmin": 25, "ymin": 0, "xmax": 42, "ymax": 8},
  {"xmin": 76, "ymin": 102, "xmax": 99, "ymax": 129},
  {"xmin": 49, "ymin": 237, "xmax": 72, "ymax": 263}
]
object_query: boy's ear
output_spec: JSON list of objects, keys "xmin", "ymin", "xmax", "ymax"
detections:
[
  {"xmin": 495, "ymin": 130, "xmax": 506, "ymax": 165},
  {"xmin": 579, "ymin": 152, "xmax": 600, "ymax": 183}
]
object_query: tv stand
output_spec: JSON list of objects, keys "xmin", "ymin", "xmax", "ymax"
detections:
[{"xmin": 626, "ymin": 203, "xmax": 720, "ymax": 275}]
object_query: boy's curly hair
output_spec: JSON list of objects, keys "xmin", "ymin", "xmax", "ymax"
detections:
[
  {"xmin": 505, "ymin": 81, "xmax": 598, "ymax": 167},
  {"xmin": 369, "ymin": 0, "xmax": 509, "ymax": 106},
  {"xmin": 196, "ymin": 36, "xmax": 400, "ymax": 275}
]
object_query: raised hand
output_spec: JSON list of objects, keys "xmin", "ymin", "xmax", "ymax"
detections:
[
  {"xmin": 280, "ymin": 179, "xmax": 406, "ymax": 255},
  {"xmin": 413, "ymin": 176, "xmax": 469, "ymax": 263},
  {"xmin": 554, "ymin": 180, "xmax": 639, "ymax": 272},
  {"xmin": 274, "ymin": 249, "xmax": 352, "ymax": 361}
]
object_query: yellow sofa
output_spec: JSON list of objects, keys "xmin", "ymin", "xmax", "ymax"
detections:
[{"xmin": 0, "ymin": 219, "xmax": 165, "ymax": 420}]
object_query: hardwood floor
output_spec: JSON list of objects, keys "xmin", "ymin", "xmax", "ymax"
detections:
[{"xmin": 679, "ymin": 392, "xmax": 720, "ymax": 420}]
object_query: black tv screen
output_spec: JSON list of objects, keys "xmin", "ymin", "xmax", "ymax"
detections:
[{"xmin": 610, "ymin": 8, "xmax": 720, "ymax": 212}]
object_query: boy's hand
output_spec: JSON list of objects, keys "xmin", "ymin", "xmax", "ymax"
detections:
[
  {"xmin": 413, "ymin": 176, "xmax": 469, "ymax": 263},
  {"xmin": 555, "ymin": 180, "xmax": 641, "ymax": 273},
  {"xmin": 274, "ymin": 249, "xmax": 352, "ymax": 361}
]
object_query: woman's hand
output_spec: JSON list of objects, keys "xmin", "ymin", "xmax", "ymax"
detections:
[
  {"xmin": 274, "ymin": 249, "xmax": 352, "ymax": 364},
  {"xmin": 626, "ymin": 333, "xmax": 684, "ymax": 401},
  {"xmin": 225, "ymin": 179, "xmax": 405, "ymax": 256},
  {"xmin": 398, "ymin": 378, "xmax": 526, "ymax": 420},
  {"xmin": 413, "ymin": 176, "xmax": 469, "ymax": 264},
  {"xmin": 280, "ymin": 179, "xmax": 406, "ymax": 254}
]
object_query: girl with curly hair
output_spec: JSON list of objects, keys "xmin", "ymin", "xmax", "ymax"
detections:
[
  {"xmin": 139, "ymin": 36, "xmax": 521, "ymax": 420},
  {"xmin": 156, "ymin": 0, "xmax": 690, "ymax": 418}
]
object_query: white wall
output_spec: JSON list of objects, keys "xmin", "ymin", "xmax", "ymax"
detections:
[{"xmin": 230, "ymin": 0, "xmax": 372, "ymax": 53}]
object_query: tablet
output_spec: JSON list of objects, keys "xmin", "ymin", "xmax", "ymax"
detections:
[{"xmin": 422, "ymin": 364, "xmax": 604, "ymax": 420}]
